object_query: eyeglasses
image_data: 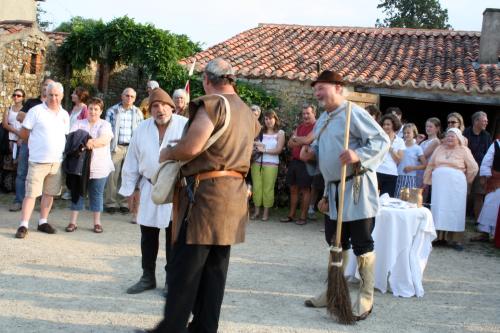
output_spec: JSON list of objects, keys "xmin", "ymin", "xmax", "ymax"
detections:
[
  {"xmin": 124, "ymin": 95, "xmax": 135, "ymax": 98},
  {"xmin": 12, "ymin": 94, "xmax": 23, "ymax": 98},
  {"xmin": 447, "ymin": 121, "xmax": 459, "ymax": 124}
]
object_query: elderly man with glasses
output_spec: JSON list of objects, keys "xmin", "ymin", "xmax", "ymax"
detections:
[{"xmin": 104, "ymin": 87, "xmax": 144, "ymax": 214}]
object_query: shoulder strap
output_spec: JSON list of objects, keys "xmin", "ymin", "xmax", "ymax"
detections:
[
  {"xmin": 316, "ymin": 101, "xmax": 351, "ymax": 143},
  {"xmin": 179, "ymin": 94, "xmax": 231, "ymax": 166}
]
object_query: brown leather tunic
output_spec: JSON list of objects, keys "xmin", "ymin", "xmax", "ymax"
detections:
[{"xmin": 176, "ymin": 94, "xmax": 260, "ymax": 245}]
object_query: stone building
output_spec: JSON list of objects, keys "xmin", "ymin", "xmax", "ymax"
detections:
[
  {"xmin": 0, "ymin": 21, "xmax": 48, "ymax": 115},
  {"xmin": 181, "ymin": 9, "xmax": 500, "ymax": 133},
  {"xmin": 0, "ymin": 0, "xmax": 69, "ymax": 115}
]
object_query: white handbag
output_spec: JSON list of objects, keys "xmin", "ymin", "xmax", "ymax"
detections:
[{"xmin": 151, "ymin": 94, "xmax": 231, "ymax": 204}]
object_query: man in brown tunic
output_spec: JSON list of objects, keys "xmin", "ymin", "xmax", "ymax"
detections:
[{"xmin": 140, "ymin": 58, "xmax": 260, "ymax": 333}]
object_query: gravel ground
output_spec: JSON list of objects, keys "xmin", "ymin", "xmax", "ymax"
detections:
[{"xmin": 0, "ymin": 195, "xmax": 499, "ymax": 333}]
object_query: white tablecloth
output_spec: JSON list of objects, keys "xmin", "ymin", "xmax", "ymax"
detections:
[{"xmin": 345, "ymin": 207, "xmax": 436, "ymax": 297}]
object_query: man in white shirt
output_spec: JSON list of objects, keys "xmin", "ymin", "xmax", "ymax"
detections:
[
  {"xmin": 119, "ymin": 88, "xmax": 188, "ymax": 296},
  {"xmin": 15, "ymin": 82, "xmax": 70, "ymax": 239}
]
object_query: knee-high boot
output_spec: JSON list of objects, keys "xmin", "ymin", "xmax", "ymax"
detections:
[
  {"xmin": 305, "ymin": 250, "xmax": 350, "ymax": 308},
  {"xmin": 352, "ymin": 251, "xmax": 375, "ymax": 320}
]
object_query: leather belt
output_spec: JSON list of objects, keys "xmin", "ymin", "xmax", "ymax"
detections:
[{"xmin": 195, "ymin": 170, "xmax": 243, "ymax": 182}]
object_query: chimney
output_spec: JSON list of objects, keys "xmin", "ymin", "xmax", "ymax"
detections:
[{"xmin": 479, "ymin": 8, "xmax": 500, "ymax": 64}]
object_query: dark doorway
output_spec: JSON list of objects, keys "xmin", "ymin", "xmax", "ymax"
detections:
[{"xmin": 380, "ymin": 96, "xmax": 499, "ymax": 136}]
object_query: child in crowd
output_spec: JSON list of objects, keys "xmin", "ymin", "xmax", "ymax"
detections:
[{"xmin": 395, "ymin": 123, "xmax": 427, "ymax": 196}]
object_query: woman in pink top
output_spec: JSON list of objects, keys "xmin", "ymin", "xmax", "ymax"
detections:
[
  {"xmin": 65, "ymin": 98, "xmax": 114, "ymax": 233},
  {"xmin": 424, "ymin": 128, "xmax": 478, "ymax": 251}
]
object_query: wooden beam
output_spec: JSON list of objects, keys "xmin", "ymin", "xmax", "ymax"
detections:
[{"xmin": 354, "ymin": 86, "xmax": 500, "ymax": 106}]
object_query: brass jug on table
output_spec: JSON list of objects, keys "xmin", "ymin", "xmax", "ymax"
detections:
[
  {"xmin": 399, "ymin": 187, "xmax": 410, "ymax": 201},
  {"xmin": 408, "ymin": 188, "xmax": 423, "ymax": 207}
]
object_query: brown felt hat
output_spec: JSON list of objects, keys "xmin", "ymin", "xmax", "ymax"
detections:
[
  {"xmin": 149, "ymin": 88, "xmax": 175, "ymax": 110},
  {"xmin": 311, "ymin": 70, "xmax": 344, "ymax": 87}
]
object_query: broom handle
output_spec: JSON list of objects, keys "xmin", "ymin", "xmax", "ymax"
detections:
[{"xmin": 334, "ymin": 102, "xmax": 352, "ymax": 247}]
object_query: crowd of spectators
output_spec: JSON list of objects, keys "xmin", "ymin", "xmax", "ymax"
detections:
[
  {"xmin": 1, "ymin": 79, "xmax": 189, "ymax": 237},
  {"xmin": 0, "ymin": 78, "xmax": 498, "ymax": 251}
]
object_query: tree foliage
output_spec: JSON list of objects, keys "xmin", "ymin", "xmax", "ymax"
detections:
[
  {"xmin": 376, "ymin": 0, "xmax": 451, "ymax": 29},
  {"xmin": 186, "ymin": 76, "xmax": 279, "ymax": 111},
  {"xmin": 36, "ymin": 3, "xmax": 50, "ymax": 31},
  {"xmin": 57, "ymin": 16, "xmax": 202, "ymax": 93}
]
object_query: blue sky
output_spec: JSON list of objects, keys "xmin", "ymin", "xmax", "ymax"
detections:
[{"xmin": 40, "ymin": 0, "xmax": 499, "ymax": 48}]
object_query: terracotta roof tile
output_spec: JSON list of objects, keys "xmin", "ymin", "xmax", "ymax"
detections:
[
  {"xmin": 0, "ymin": 22, "xmax": 67, "ymax": 47},
  {"xmin": 0, "ymin": 21, "xmax": 32, "ymax": 36},
  {"xmin": 44, "ymin": 31, "xmax": 68, "ymax": 46},
  {"xmin": 181, "ymin": 23, "xmax": 499, "ymax": 94}
]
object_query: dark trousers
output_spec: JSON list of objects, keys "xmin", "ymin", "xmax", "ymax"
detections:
[
  {"xmin": 377, "ymin": 172, "xmax": 398, "ymax": 197},
  {"xmin": 141, "ymin": 224, "xmax": 171, "ymax": 274},
  {"xmin": 324, "ymin": 214, "xmax": 374, "ymax": 256},
  {"xmin": 153, "ymin": 220, "xmax": 231, "ymax": 333}
]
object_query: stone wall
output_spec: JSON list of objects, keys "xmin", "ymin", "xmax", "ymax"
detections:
[
  {"xmin": 242, "ymin": 77, "xmax": 379, "ymax": 129},
  {"xmin": 103, "ymin": 64, "xmax": 148, "ymax": 109},
  {"xmin": 0, "ymin": 29, "xmax": 48, "ymax": 116}
]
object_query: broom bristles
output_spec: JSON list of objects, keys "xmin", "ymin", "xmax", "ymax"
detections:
[{"xmin": 327, "ymin": 248, "xmax": 355, "ymax": 325}]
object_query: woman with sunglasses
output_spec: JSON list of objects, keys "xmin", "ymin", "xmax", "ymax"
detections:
[
  {"xmin": 446, "ymin": 112, "xmax": 468, "ymax": 146},
  {"xmin": 2, "ymin": 89, "xmax": 25, "ymax": 159}
]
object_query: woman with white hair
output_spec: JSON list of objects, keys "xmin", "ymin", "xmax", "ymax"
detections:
[
  {"xmin": 172, "ymin": 89, "xmax": 189, "ymax": 117},
  {"xmin": 424, "ymin": 128, "xmax": 478, "ymax": 251}
]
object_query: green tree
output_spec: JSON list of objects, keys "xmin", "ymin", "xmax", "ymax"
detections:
[
  {"xmin": 376, "ymin": 0, "xmax": 451, "ymax": 29},
  {"xmin": 54, "ymin": 16, "xmax": 100, "ymax": 33},
  {"xmin": 57, "ymin": 16, "xmax": 201, "ymax": 93},
  {"xmin": 36, "ymin": 3, "xmax": 50, "ymax": 31}
]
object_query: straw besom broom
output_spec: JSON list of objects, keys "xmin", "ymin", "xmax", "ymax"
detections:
[{"xmin": 326, "ymin": 102, "xmax": 355, "ymax": 325}]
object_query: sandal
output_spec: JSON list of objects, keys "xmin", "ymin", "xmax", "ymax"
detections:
[
  {"xmin": 280, "ymin": 216, "xmax": 294, "ymax": 223},
  {"xmin": 295, "ymin": 219, "xmax": 307, "ymax": 226},
  {"xmin": 93, "ymin": 224, "xmax": 103, "ymax": 233},
  {"xmin": 65, "ymin": 223, "xmax": 77, "ymax": 232}
]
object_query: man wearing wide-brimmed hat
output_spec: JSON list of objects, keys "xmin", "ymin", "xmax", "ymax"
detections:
[{"xmin": 301, "ymin": 70, "xmax": 389, "ymax": 320}]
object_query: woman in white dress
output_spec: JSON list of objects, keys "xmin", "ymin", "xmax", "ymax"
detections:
[
  {"xmin": 424, "ymin": 128, "xmax": 478, "ymax": 251},
  {"xmin": 395, "ymin": 123, "xmax": 426, "ymax": 196}
]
